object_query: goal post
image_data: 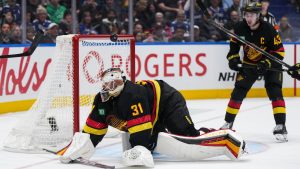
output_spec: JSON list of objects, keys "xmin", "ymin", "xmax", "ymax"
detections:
[
  {"xmin": 3, "ymin": 34, "xmax": 135, "ymax": 153},
  {"xmin": 72, "ymin": 34, "xmax": 136, "ymax": 134}
]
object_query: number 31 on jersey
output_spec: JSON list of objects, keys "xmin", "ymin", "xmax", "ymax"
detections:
[{"xmin": 131, "ymin": 103, "xmax": 144, "ymax": 116}]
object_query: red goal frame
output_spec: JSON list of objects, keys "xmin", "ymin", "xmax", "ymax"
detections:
[{"xmin": 71, "ymin": 34, "xmax": 135, "ymax": 133}]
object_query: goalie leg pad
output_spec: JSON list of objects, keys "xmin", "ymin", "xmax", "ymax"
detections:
[
  {"xmin": 155, "ymin": 129, "xmax": 245, "ymax": 160},
  {"xmin": 60, "ymin": 132, "xmax": 95, "ymax": 164}
]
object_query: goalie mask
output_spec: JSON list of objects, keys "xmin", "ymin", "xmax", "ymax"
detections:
[{"xmin": 100, "ymin": 68, "xmax": 125, "ymax": 102}]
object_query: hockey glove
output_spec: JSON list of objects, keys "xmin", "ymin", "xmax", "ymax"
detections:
[
  {"xmin": 256, "ymin": 58, "xmax": 272, "ymax": 75},
  {"xmin": 228, "ymin": 57, "xmax": 242, "ymax": 71},
  {"xmin": 287, "ymin": 63, "xmax": 300, "ymax": 80}
]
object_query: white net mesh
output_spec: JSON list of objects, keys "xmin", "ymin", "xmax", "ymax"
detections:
[{"xmin": 3, "ymin": 34, "xmax": 134, "ymax": 153}]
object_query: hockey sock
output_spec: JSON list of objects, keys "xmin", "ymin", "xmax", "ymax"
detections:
[
  {"xmin": 225, "ymin": 99, "xmax": 242, "ymax": 122},
  {"xmin": 271, "ymin": 99, "xmax": 286, "ymax": 124}
]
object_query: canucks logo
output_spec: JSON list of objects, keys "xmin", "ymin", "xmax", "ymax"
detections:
[{"xmin": 98, "ymin": 109, "xmax": 105, "ymax": 116}]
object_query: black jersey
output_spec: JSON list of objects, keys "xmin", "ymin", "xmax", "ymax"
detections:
[
  {"xmin": 227, "ymin": 19, "xmax": 285, "ymax": 65},
  {"xmin": 82, "ymin": 79, "xmax": 184, "ymax": 149}
]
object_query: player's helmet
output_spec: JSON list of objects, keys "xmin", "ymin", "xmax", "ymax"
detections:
[
  {"xmin": 242, "ymin": 2, "xmax": 262, "ymax": 13},
  {"xmin": 100, "ymin": 68, "xmax": 125, "ymax": 102}
]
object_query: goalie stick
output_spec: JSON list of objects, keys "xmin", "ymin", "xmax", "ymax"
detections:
[
  {"xmin": 43, "ymin": 148, "xmax": 115, "ymax": 169},
  {"xmin": 195, "ymin": 0, "xmax": 291, "ymax": 69},
  {"xmin": 0, "ymin": 30, "xmax": 45, "ymax": 59}
]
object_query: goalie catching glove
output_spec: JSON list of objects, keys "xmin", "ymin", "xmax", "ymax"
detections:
[
  {"xmin": 59, "ymin": 132, "xmax": 95, "ymax": 164},
  {"xmin": 122, "ymin": 145, "xmax": 154, "ymax": 167}
]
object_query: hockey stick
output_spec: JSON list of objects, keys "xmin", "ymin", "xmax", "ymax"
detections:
[
  {"xmin": 195, "ymin": 0, "xmax": 291, "ymax": 69},
  {"xmin": 239, "ymin": 64, "xmax": 288, "ymax": 72},
  {"xmin": 43, "ymin": 148, "xmax": 115, "ymax": 169},
  {"xmin": 0, "ymin": 30, "xmax": 45, "ymax": 59}
]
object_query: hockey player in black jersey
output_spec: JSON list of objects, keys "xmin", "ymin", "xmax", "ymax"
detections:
[
  {"xmin": 220, "ymin": 2, "xmax": 288, "ymax": 142},
  {"xmin": 58, "ymin": 68, "xmax": 245, "ymax": 167}
]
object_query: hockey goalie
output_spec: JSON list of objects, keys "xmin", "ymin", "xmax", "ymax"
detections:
[{"xmin": 59, "ymin": 68, "xmax": 246, "ymax": 167}]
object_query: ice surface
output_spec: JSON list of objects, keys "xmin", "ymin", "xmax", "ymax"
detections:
[{"xmin": 1, "ymin": 98, "xmax": 300, "ymax": 169}]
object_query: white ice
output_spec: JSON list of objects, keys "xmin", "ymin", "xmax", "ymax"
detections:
[{"xmin": 1, "ymin": 97, "xmax": 300, "ymax": 169}]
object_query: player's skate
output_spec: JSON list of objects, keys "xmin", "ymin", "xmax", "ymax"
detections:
[
  {"xmin": 273, "ymin": 124, "xmax": 288, "ymax": 142},
  {"xmin": 220, "ymin": 121, "xmax": 233, "ymax": 129}
]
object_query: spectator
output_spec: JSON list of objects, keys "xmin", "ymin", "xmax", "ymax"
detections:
[
  {"xmin": 47, "ymin": 0, "xmax": 67, "ymax": 24},
  {"xmin": 119, "ymin": 27, "xmax": 127, "ymax": 34},
  {"xmin": 40, "ymin": 23, "xmax": 59, "ymax": 43},
  {"xmin": 224, "ymin": 10, "xmax": 240, "ymax": 33},
  {"xmin": 3, "ymin": 11, "xmax": 17, "ymax": 30},
  {"xmin": 226, "ymin": 0, "xmax": 242, "ymax": 19},
  {"xmin": 26, "ymin": 26, "xmax": 35, "ymax": 44},
  {"xmin": 152, "ymin": 12, "xmax": 172, "ymax": 39},
  {"xmin": 26, "ymin": 11, "xmax": 35, "ymax": 28},
  {"xmin": 134, "ymin": 23, "xmax": 144, "ymax": 34},
  {"xmin": 2, "ymin": 0, "xmax": 21, "ymax": 25},
  {"xmin": 79, "ymin": 0, "xmax": 98, "ymax": 20},
  {"xmin": 170, "ymin": 10, "xmax": 190, "ymax": 38},
  {"xmin": 142, "ymin": 32, "xmax": 154, "ymax": 42},
  {"xmin": 223, "ymin": 0, "xmax": 233, "ymax": 11},
  {"xmin": 193, "ymin": 25, "xmax": 207, "ymax": 42},
  {"xmin": 102, "ymin": 9, "xmax": 120, "ymax": 34},
  {"xmin": 9, "ymin": 25, "xmax": 21, "ymax": 44},
  {"xmin": 260, "ymin": 0, "xmax": 278, "ymax": 29},
  {"xmin": 92, "ymin": 10, "xmax": 108, "ymax": 35},
  {"xmin": 152, "ymin": 22, "xmax": 168, "ymax": 42},
  {"xmin": 59, "ymin": 10, "xmax": 73, "ymax": 35},
  {"xmin": 198, "ymin": 15, "xmax": 223, "ymax": 41},
  {"xmin": 79, "ymin": 10, "xmax": 97, "ymax": 34},
  {"xmin": 135, "ymin": 32, "xmax": 145, "ymax": 42},
  {"xmin": 0, "ymin": 23, "xmax": 11, "ymax": 43},
  {"xmin": 135, "ymin": 0, "xmax": 155, "ymax": 30},
  {"xmin": 279, "ymin": 16, "xmax": 294, "ymax": 42},
  {"xmin": 99, "ymin": 0, "xmax": 122, "ymax": 20},
  {"xmin": 27, "ymin": 0, "xmax": 41, "ymax": 16},
  {"xmin": 207, "ymin": 0, "xmax": 227, "ymax": 26},
  {"xmin": 32, "ymin": 5, "xmax": 52, "ymax": 31},
  {"xmin": 157, "ymin": 0, "xmax": 184, "ymax": 23},
  {"xmin": 184, "ymin": 0, "xmax": 203, "ymax": 25},
  {"xmin": 169, "ymin": 23, "xmax": 187, "ymax": 42}
]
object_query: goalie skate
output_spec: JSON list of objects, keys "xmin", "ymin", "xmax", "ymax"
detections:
[{"xmin": 273, "ymin": 124, "xmax": 288, "ymax": 142}]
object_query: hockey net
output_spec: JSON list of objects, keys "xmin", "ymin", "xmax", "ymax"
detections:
[{"xmin": 3, "ymin": 34, "xmax": 135, "ymax": 153}]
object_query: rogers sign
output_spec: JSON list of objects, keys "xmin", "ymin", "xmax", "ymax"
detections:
[
  {"xmin": 0, "ymin": 46, "xmax": 208, "ymax": 98},
  {"xmin": 135, "ymin": 52, "xmax": 207, "ymax": 77}
]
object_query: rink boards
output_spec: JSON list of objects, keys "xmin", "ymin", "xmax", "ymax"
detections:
[{"xmin": 0, "ymin": 42, "xmax": 299, "ymax": 113}]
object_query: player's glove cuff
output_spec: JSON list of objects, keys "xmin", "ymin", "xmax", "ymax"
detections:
[
  {"xmin": 288, "ymin": 63, "xmax": 300, "ymax": 80},
  {"xmin": 228, "ymin": 57, "xmax": 242, "ymax": 71},
  {"xmin": 256, "ymin": 58, "xmax": 271, "ymax": 75}
]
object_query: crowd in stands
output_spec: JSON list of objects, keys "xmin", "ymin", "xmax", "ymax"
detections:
[{"xmin": 0, "ymin": 0, "xmax": 299, "ymax": 44}]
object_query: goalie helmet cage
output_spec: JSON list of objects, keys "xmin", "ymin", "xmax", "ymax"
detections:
[{"xmin": 3, "ymin": 34, "xmax": 135, "ymax": 153}]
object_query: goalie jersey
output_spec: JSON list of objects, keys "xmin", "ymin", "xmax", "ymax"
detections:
[{"xmin": 83, "ymin": 80, "xmax": 196, "ymax": 150}]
